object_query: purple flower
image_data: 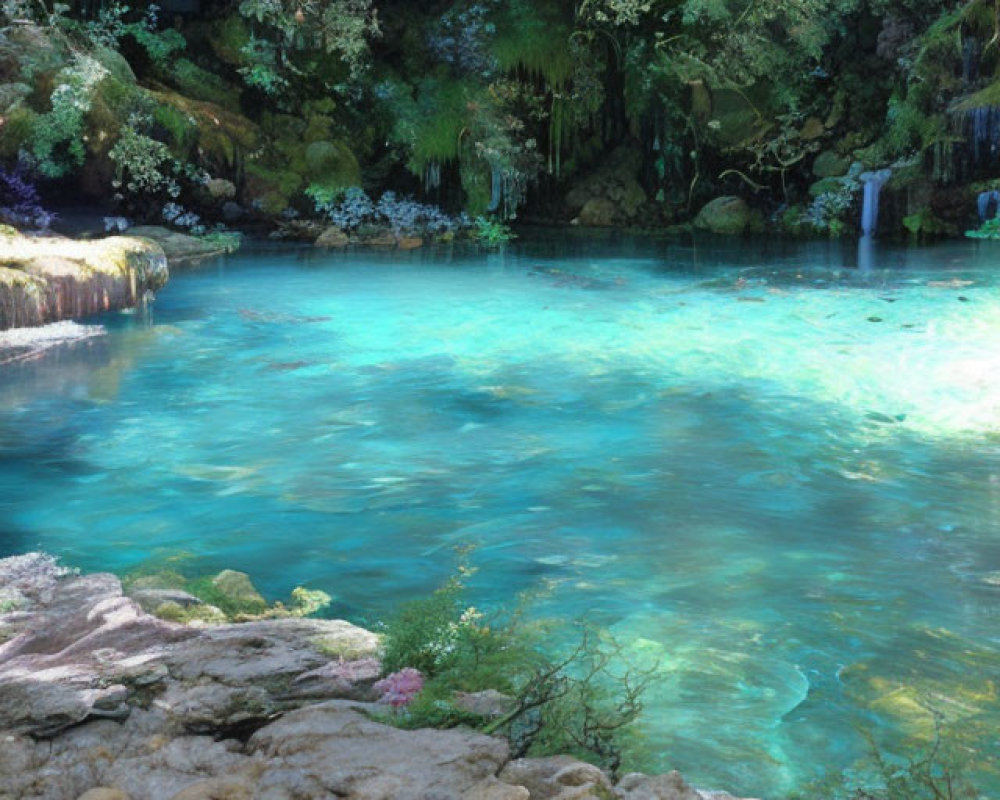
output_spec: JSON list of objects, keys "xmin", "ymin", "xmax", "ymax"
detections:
[{"xmin": 373, "ymin": 668, "xmax": 424, "ymax": 708}]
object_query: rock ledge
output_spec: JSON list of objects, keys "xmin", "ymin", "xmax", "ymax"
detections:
[{"xmin": 0, "ymin": 553, "xmax": 754, "ymax": 800}]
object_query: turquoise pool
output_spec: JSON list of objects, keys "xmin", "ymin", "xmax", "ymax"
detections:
[{"xmin": 1, "ymin": 232, "xmax": 998, "ymax": 796}]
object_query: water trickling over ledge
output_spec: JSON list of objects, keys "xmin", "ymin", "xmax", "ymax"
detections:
[{"xmin": 859, "ymin": 169, "xmax": 892, "ymax": 236}]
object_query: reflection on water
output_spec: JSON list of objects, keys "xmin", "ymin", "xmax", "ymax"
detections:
[{"xmin": 1, "ymin": 232, "xmax": 999, "ymax": 797}]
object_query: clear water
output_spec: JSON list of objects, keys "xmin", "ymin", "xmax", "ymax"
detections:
[{"xmin": 2, "ymin": 232, "xmax": 999, "ymax": 797}]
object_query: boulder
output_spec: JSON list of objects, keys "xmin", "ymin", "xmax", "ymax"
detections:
[
  {"xmin": 209, "ymin": 569, "xmax": 267, "ymax": 615},
  {"xmin": 693, "ymin": 197, "xmax": 758, "ymax": 235},
  {"xmin": 812, "ymin": 150, "xmax": 850, "ymax": 178},
  {"xmin": 205, "ymin": 179, "xmax": 237, "ymax": 200},
  {"xmin": 499, "ymin": 755, "xmax": 614, "ymax": 799},
  {"xmin": 314, "ymin": 226, "xmax": 350, "ymax": 248},
  {"xmin": 566, "ymin": 144, "xmax": 648, "ymax": 226},
  {"xmin": 129, "ymin": 588, "xmax": 204, "ymax": 614},
  {"xmin": 78, "ymin": 789, "xmax": 132, "ymax": 800},
  {"xmin": 127, "ymin": 227, "xmax": 229, "ymax": 265},
  {"xmin": 248, "ymin": 700, "xmax": 518, "ymax": 799},
  {"xmin": 576, "ymin": 198, "xmax": 617, "ymax": 227},
  {"xmin": 0, "ymin": 229, "xmax": 168, "ymax": 330},
  {"xmin": 221, "ymin": 202, "xmax": 244, "ymax": 223},
  {"xmin": 617, "ymin": 770, "xmax": 702, "ymax": 799}
]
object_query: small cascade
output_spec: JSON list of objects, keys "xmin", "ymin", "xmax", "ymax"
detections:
[
  {"xmin": 963, "ymin": 37, "xmax": 981, "ymax": 84},
  {"xmin": 488, "ymin": 164, "xmax": 502, "ymax": 212},
  {"xmin": 424, "ymin": 162, "xmax": 441, "ymax": 192},
  {"xmin": 969, "ymin": 107, "xmax": 1000, "ymax": 162},
  {"xmin": 977, "ymin": 189, "xmax": 1000, "ymax": 220},
  {"xmin": 860, "ymin": 169, "xmax": 892, "ymax": 236}
]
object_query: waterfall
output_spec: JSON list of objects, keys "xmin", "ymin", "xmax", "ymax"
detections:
[
  {"xmin": 488, "ymin": 164, "xmax": 502, "ymax": 212},
  {"xmin": 424, "ymin": 162, "xmax": 441, "ymax": 192},
  {"xmin": 977, "ymin": 189, "xmax": 1000, "ymax": 221},
  {"xmin": 969, "ymin": 107, "xmax": 1000, "ymax": 163},
  {"xmin": 963, "ymin": 37, "xmax": 980, "ymax": 84},
  {"xmin": 860, "ymin": 169, "xmax": 892, "ymax": 237}
]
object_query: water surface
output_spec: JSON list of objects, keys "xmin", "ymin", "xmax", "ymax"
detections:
[{"xmin": 1, "ymin": 232, "xmax": 999, "ymax": 797}]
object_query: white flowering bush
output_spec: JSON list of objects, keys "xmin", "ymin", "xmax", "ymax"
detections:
[{"xmin": 30, "ymin": 55, "xmax": 107, "ymax": 178}]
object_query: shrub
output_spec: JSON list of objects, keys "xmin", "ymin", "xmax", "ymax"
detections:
[
  {"xmin": 472, "ymin": 215, "xmax": 516, "ymax": 246},
  {"xmin": 30, "ymin": 54, "xmax": 108, "ymax": 178},
  {"xmin": 376, "ymin": 552, "xmax": 658, "ymax": 779},
  {"xmin": 312, "ymin": 186, "xmax": 468, "ymax": 237},
  {"xmin": 0, "ymin": 163, "xmax": 54, "ymax": 229}
]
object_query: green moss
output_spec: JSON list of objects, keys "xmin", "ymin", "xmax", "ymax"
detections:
[
  {"xmin": 461, "ymin": 154, "xmax": 492, "ymax": 216},
  {"xmin": 153, "ymin": 103, "xmax": 198, "ymax": 158},
  {"xmin": 0, "ymin": 107, "xmax": 38, "ymax": 159},
  {"xmin": 247, "ymin": 161, "xmax": 303, "ymax": 196},
  {"xmin": 169, "ymin": 59, "xmax": 241, "ymax": 109},
  {"xmin": 489, "ymin": 0, "xmax": 573, "ymax": 89},
  {"xmin": 151, "ymin": 90, "xmax": 258, "ymax": 167},
  {"xmin": 904, "ymin": 208, "xmax": 956, "ymax": 238},
  {"xmin": 304, "ymin": 139, "xmax": 361, "ymax": 193},
  {"xmin": 186, "ymin": 571, "xmax": 268, "ymax": 617},
  {"xmin": 403, "ymin": 77, "xmax": 471, "ymax": 172},
  {"xmin": 953, "ymin": 80, "xmax": 1000, "ymax": 113},
  {"xmin": 809, "ymin": 177, "xmax": 846, "ymax": 198},
  {"xmin": 212, "ymin": 15, "xmax": 251, "ymax": 66}
]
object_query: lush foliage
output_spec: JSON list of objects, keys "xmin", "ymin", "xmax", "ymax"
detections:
[
  {"xmin": 377, "ymin": 553, "xmax": 658, "ymax": 777},
  {"xmin": 0, "ymin": 164, "xmax": 54, "ymax": 228},
  {"xmin": 2, "ymin": 0, "xmax": 999, "ymax": 235},
  {"xmin": 313, "ymin": 187, "xmax": 467, "ymax": 237}
]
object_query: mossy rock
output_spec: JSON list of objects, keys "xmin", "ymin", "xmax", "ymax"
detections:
[
  {"xmin": 304, "ymin": 140, "xmax": 361, "ymax": 192},
  {"xmin": 184, "ymin": 569, "xmax": 269, "ymax": 617},
  {"xmin": 91, "ymin": 45, "xmax": 137, "ymax": 86},
  {"xmin": 808, "ymin": 177, "xmax": 847, "ymax": 198},
  {"xmin": 903, "ymin": 208, "xmax": 957, "ymax": 238},
  {"xmin": 303, "ymin": 115, "xmax": 334, "ymax": 144},
  {"xmin": 693, "ymin": 196, "xmax": 760, "ymax": 235},
  {"xmin": 150, "ymin": 90, "xmax": 258, "ymax": 169},
  {"xmin": 812, "ymin": 150, "xmax": 850, "ymax": 178},
  {"xmin": 169, "ymin": 59, "xmax": 241, "ymax": 110},
  {"xmin": 245, "ymin": 161, "xmax": 303, "ymax": 208},
  {"xmin": 85, "ymin": 74, "xmax": 145, "ymax": 160},
  {"xmin": 153, "ymin": 102, "xmax": 199, "ymax": 159}
]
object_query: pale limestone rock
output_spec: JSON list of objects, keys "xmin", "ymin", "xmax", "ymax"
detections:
[
  {"xmin": 500, "ymin": 755, "xmax": 614, "ymax": 799},
  {"xmin": 314, "ymin": 226, "xmax": 350, "ymax": 248},
  {"xmin": 248, "ymin": 700, "xmax": 512, "ymax": 798},
  {"xmin": 77, "ymin": 789, "xmax": 131, "ymax": 800}
]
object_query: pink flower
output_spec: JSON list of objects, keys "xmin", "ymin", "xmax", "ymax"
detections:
[{"xmin": 373, "ymin": 668, "xmax": 424, "ymax": 707}]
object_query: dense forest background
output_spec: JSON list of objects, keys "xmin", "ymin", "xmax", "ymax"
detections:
[{"xmin": 2, "ymin": 0, "xmax": 1000, "ymax": 238}]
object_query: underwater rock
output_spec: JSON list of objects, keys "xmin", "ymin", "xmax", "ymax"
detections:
[
  {"xmin": 0, "ymin": 229, "xmax": 168, "ymax": 331},
  {"xmin": 210, "ymin": 569, "xmax": 268, "ymax": 615},
  {"xmin": 693, "ymin": 197, "xmax": 758, "ymax": 235}
]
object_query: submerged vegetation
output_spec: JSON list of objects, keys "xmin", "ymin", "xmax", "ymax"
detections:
[{"xmin": 0, "ymin": 0, "xmax": 999, "ymax": 238}]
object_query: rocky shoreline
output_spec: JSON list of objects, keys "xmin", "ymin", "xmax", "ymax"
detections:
[{"xmin": 0, "ymin": 553, "xmax": 754, "ymax": 800}]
